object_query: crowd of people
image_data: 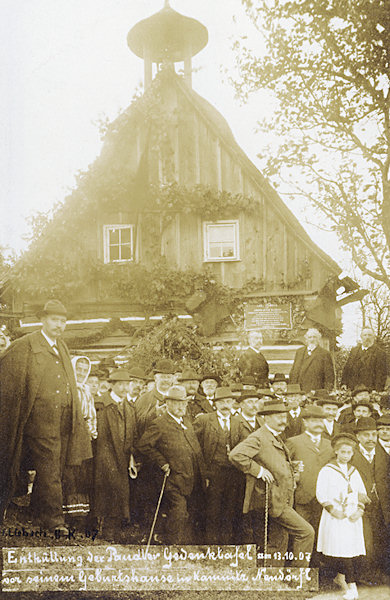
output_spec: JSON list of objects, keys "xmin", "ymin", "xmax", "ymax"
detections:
[{"xmin": 0, "ymin": 301, "xmax": 389, "ymax": 600}]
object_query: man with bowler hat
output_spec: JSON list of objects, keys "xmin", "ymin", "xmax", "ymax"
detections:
[
  {"xmin": 178, "ymin": 368, "xmax": 204, "ymax": 420},
  {"xmin": 229, "ymin": 397, "xmax": 315, "ymax": 567},
  {"xmin": 315, "ymin": 392, "xmax": 342, "ymax": 440},
  {"xmin": 0, "ymin": 300, "xmax": 92, "ymax": 532},
  {"xmin": 137, "ymin": 386, "xmax": 205, "ymax": 544},
  {"xmin": 135, "ymin": 358, "xmax": 176, "ymax": 437}
]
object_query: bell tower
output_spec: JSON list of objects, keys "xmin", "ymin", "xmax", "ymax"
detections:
[{"xmin": 127, "ymin": 1, "xmax": 208, "ymax": 89}]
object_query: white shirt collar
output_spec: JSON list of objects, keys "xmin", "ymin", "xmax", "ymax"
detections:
[
  {"xmin": 41, "ymin": 330, "xmax": 56, "ymax": 348},
  {"xmin": 289, "ymin": 407, "xmax": 301, "ymax": 418},
  {"xmin": 305, "ymin": 431, "xmax": 321, "ymax": 444},
  {"xmin": 249, "ymin": 346, "xmax": 260, "ymax": 354},
  {"xmin": 241, "ymin": 413, "xmax": 256, "ymax": 425},
  {"xmin": 265, "ymin": 424, "xmax": 281, "ymax": 437},
  {"xmin": 217, "ymin": 411, "xmax": 230, "ymax": 429},
  {"xmin": 167, "ymin": 411, "xmax": 184, "ymax": 427},
  {"xmin": 110, "ymin": 390, "xmax": 123, "ymax": 404},
  {"xmin": 324, "ymin": 419, "xmax": 334, "ymax": 434},
  {"xmin": 359, "ymin": 443, "xmax": 375, "ymax": 461},
  {"xmin": 379, "ymin": 439, "xmax": 390, "ymax": 454}
]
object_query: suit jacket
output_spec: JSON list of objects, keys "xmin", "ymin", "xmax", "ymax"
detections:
[
  {"xmin": 236, "ymin": 413, "xmax": 264, "ymax": 442},
  {"xmin": 351, "ymin": 448, "xmax": 377, "ymax": 504},
  {"xmin": 283, "ymin": 412, "xmax": 305, "ymax": 440},
  {"xmin": 137, "ymin": 412, "xmax": 206, "ymax": 496},
  {"xmin": 374, "ymin": 443, "xmax": 390, "ymax": 525},
  {"xmin": 289, "ymin": 345, "xmax": 335, "ymax": 392},
  {"xmin": 229, "ymin": 425, "xmax": 294, "ymax": 517},
  {"xmin": 238, "ymin": 348, "xmax": 269, "ymax": 386},
  {"xmin": 321, "ymin": 420, "xmax": 342, "ymax": 441},
  {"xmin": 187, "ymin": 392, "xmax": 215, "ymax": 421},
  {"xmin": 0, "ymin": 330, "xmax": 92, "ymax": 520},
  {"xmin": 286, "ymin": 433, "xmax": 334, "ymax": 504},
  {"xmin": 193, "ymin": 412, "xmax": 242, "ymax": 475},
  {"xmin": 341, "ymin": 344, "xmax": 388, "ymax": 391}
]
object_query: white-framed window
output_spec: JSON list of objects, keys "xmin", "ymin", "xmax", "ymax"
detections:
[
  {"xmin": 203, "ymin": 220, "xmax": 240, "ymax": 262},
  {"xmin": 103, "ymin": 225, "xmax": 134, "ymax": 263}
]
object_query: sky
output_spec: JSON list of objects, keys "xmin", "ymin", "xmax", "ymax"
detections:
[{"xmin": 0, "ymin": 0, "xmax": 361, "ymax": 344}]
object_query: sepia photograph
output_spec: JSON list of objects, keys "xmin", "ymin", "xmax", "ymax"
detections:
[{"xmin": 0, "ymin": 1, "xmax": 389, "ymax": 599}]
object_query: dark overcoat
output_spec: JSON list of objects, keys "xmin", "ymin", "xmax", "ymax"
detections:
[
  {"xmin": 187, "ymin": 393, "xmax": 215, "ymax": 421},
  {"xmin": 0, "ymin": 331, "xmax": 92, "ymax": 520},
  {"xmin": 341, "ymin": 344, "xmax": 388, "ymax": 391},
  {"xmin": 374, "ymin": 443, "xmax": 390, "ymax": 525},
  {"xmin": 136, "ymin": 412, "xmax": 206, "ymax": 497},
  {"xmin": 289, "ymin": 345, "xmax": 335, "ymax": 391},
  {"xmin": 93, "ymin": 393, "xmax": 137, "ymax": 519},
  {"xmin": 238, "ymin": 348, "xmax": 269, "ymax": 385}
]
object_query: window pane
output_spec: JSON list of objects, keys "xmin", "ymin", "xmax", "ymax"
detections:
[
  {"xmin": 120, "ymin": 227, "xmax": 131, "ymax": 244},
  {"xmin": 208, "ymin": 224, "xmax": 234, "ymax": 243},
  {"xmin": 109, "ymin": 228, "xmax": 119, "ymax": 244},
  {"xmin": 121, "ymin": 244, "xmax": 132, "ymax": 260},
  {"xmin": 110, "ymin": 245, "xmax": 119, "ymax": 261},
  {"xmin": 209, "ymin": 244, "xmax": 222, "ymax": 258}
]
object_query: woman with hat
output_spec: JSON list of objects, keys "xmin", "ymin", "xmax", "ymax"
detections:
[{"xmin": 316, "ymin": 433, "xmax": 370, "ymax": 599}]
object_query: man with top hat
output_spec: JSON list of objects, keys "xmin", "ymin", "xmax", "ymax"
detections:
[
  {"xmin": 193, "ymin": 387, "xmax": 244, "ymax": 544},
  {"xmin": 289, "ymin": 328, "xmax": 335, "ymax": 392},
  {"xmin": 316, "ymin": 393, "xmax": 342, "ymax": 440},
  {"xmin": 178, "ymin": 368, "xmax": 204, "ymax": 420},
  {"xmin": 229, "ymin": 398, "xmax": 315, "ymax": 567},
  {"xmin": 351, "ymin": 417, "xmax": 382, "ymax": 582},
  {"xmin": 341, "ymin": 327, "xmax": 388, "ymax": 392},
  {"xmin": 137, "ymin": 385, "xmax": 206, "ymax": 545},
  {"xmin": 286, "ymin": 406, "xmax": 334, "ymax": 534},
  {"xmin": 0, "ymin": 300, "xmax": 92, "ymax": 532},
  {"xmin": 93, "ymin": 369, "xmax": 137, "ymax": 541},
  {"xmin": 238, "ymin": 330, "xmax": 269, "ymax": 387},
  {"xmin": 135, "ymin": 358, "xmax": 176, "ymax": 438}
]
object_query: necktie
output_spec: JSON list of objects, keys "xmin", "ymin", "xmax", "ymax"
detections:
[{"xmin": 222, "ymin": 418, "xmax": 229, "ymax": 431}]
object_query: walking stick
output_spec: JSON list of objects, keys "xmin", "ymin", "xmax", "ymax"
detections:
[
  {"xmin": 263, "ymin": 481, "xmax": 269, "ymax": 568},
  {"xmin": 145, "ymin": 471, "xmax": 169, "ymax": 554}
]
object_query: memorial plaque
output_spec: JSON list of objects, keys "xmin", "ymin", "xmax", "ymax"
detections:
[
  {"xmin": 2, "ymin": 545, "xmax": 318, "ymax": 592},
  {"xmin": 244, "ymin": 303, "xmax": 292, "ymax": 330}
]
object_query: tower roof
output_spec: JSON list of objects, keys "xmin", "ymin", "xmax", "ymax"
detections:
[{"xmin": 127, "ymin": 1, "xmax": 208, "ymax": 63}]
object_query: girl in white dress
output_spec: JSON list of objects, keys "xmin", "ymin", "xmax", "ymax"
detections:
[{"xmin": 316, "ymin": 433, "xmax": 370, "ymax": 600}]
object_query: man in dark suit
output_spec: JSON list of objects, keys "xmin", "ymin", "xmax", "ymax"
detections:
[
  {"xmin": 341, "ymin": 327, "xmax": 388, "ymax": 391},
  {"xmin": 351, "ymin": 417, "xmax": 382, "ymax": 582},
  {"xmin": 137, "ymin": 386, "xmax": 205, "ymax": 544},
  {"xmin": 315, "ymin": 393, "xmax": 342, "ymax": 440},
  {"xmin": 125, "ymin": 366, "xmax": 148, "ymax": 405},
  {"xmin": 0, "ymin": 300, "xmax": 92, "ymax": 532},
  {"xmin": 229, "ymin": 398, "xmax": 314, "ymax": 567},
  {"xmin": 236, "ymin": 392, "xmax": 264, "ymax": 439},
  {"xmin": 193, "ymin": 387, "xmax": 244, "ymax": 544},
  {"xmin": 286, "ymin": 406, "xmax": 334, "ymax": 532},
  {"xmin": 283, "ymin": 384, "xmax": 306, "ymax": 439},
  {"xmin": 94, "ymin": 369, "xmax": 137, "ymax": 541},
  {"xmin": 289, "ymin": 328, "xmax": 335, "ymax": 392},
  {"xmin": 238, "ymin": 330, "xmax": 269, "ymax": 386}
]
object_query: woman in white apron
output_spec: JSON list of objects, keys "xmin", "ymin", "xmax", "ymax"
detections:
[{"xmin": 316, "ymin": 433, "xmax": 370, "ymax": 600}]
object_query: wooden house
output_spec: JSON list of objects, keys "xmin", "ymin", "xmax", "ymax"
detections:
[{"xmin": 5, "ymin": 3, "xmax": 358, "ymax": 373}]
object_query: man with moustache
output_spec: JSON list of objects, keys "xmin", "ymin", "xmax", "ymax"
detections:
[
  {"xmin": 286, "ymin": 406, "xmax": 334, "ymax": 533},
  {"xmin": 289, "ymin": 328, "xmax": 335, "ymax": 392},
  {"xmin": 238, "ymin": 330, "xmax": 269, "ymax": 386},
  {"xmin": 194, "ymin": 388, "xmax": 243, "ymax": 544},
  {"xmin": 135, "ymin": 359, "xmax": 176, "ymax": 437},
  {"xmin": 315, "ymin": 393, "xmax": 342, "ymax": 440},
  {"xmin": 178, "ymin": 368, "xmax": 205, "ymax": 420},
  {"xmin": 137, "ymin": 386, "xmax": 205, "ymax": 544},
  {"xmin": 342, "ymin": 327, "xmax": 388, "ymax": 392},
  {"xmin": 0, "ymin": 300, "xmax": 91, "ymax": 532},
  {"xmin": 351, "ymin": 417, "xmax": 382, "ymax": 583},
  {"xmin": 126, "ymin": 366, "xmax": 148, "ymax": 405},
  {"xmin": 229, "ymin": 398, "xmax": 314, "ymax": 567}
]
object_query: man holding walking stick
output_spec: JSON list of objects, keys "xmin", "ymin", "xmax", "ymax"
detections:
[
  {"xmin": 229, "ymin": 398, "xmax": 314, "ymax": 568},
  {"xmin": 137, "ymin": 385, "xmax": 206, "ymax": 545}
]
